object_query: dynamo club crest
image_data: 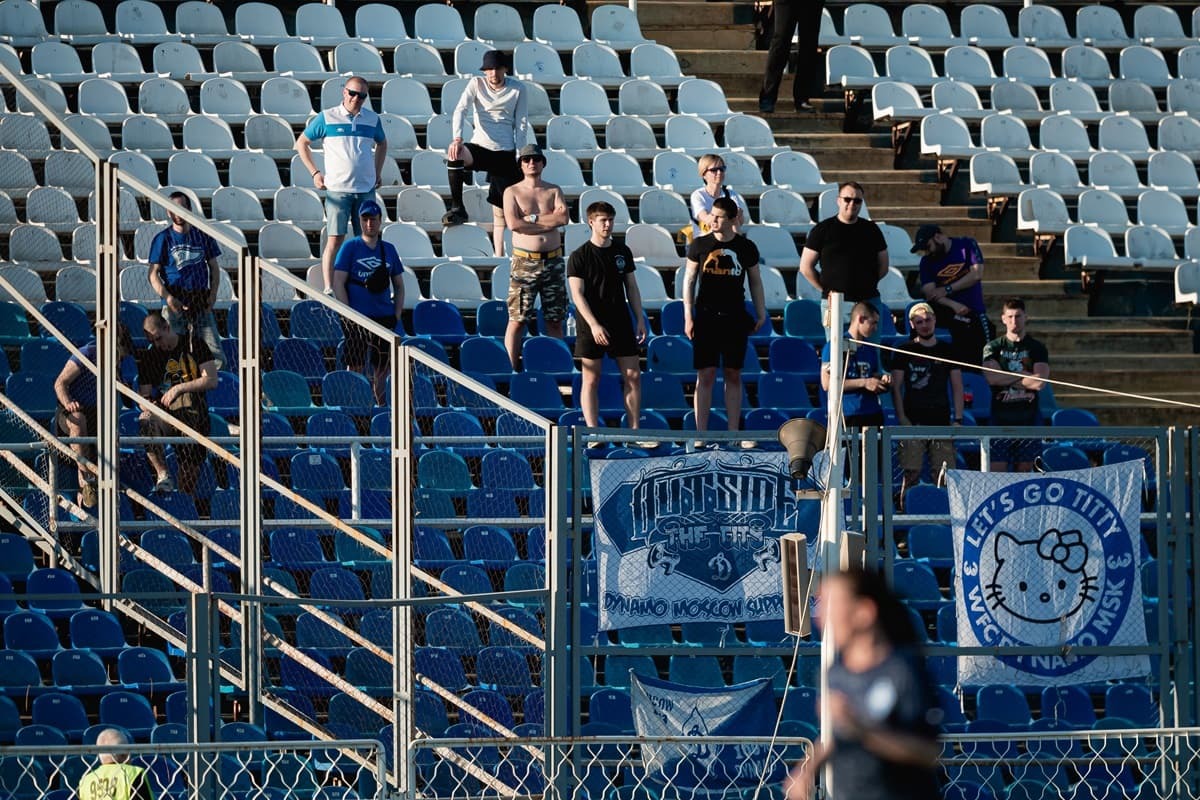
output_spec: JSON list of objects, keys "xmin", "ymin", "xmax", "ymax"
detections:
[
  {"xmin": 591, "ymin": 452, "xmax": 797, "ymax": 631},
  {"xmin": 946, "ymin": 461, "xmax": 1149, "ymax": 686}
]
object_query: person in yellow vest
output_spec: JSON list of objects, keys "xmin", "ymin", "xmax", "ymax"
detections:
[{"xmin": 77, "ymin": 728, "xmax": 156, "ymax": 800}]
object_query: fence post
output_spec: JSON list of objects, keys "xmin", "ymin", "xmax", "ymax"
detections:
[
  {"xmin": 394, "ymin": 345, "xmax": 414, "ymax": 793},
  {"xmin": 237, "ymin": 255, "xmax": 265, "ymax": 726},
  {"xmin": 96, "ymin": 161, "xmax": 121, "ymax": 601},
  {"xmin": 187, "ymin": 590, "xmax": 216, "ymax": 796},
  {"xmin": 546, "ymin": 424, "xmax": 571, "ymax": 800}
]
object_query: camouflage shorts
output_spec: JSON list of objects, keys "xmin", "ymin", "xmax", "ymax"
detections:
[{"xmin": 507, "ymin": 254, "xmax": 567, "ymax": 323}]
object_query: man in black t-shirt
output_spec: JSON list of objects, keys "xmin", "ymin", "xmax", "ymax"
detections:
[
  {"xmin": 982, "ymin": 298, "xmax": 1049, "ymax": 473},
  {"xmin": 891, "ymin": 302, "xmax": 964, "ymax": 499},
  {"xmin": 799, "ymin": 181, "xmax": 889, "ymax": 339},
  {"xmin": 138, "ymin": 310, "xmax": 218, "ymax": 495},
  {"xmin": 567, "ymin": 201, "xmax": 647, "ymax": 431},
  {"xmin": 683, "ymin": 197, "xmax": 766, "ymax": 439}
]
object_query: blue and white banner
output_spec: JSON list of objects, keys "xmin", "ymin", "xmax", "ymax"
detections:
[
  {"xmin": 631, "ymin": 673, "xmax": 785, "ymax": 791},
  {"xmin": 946, "ymin": 461, "xmax": 1149, "ymax": 686},
  {"xmin": 591, "ymin": 452, "xmax": 801, "ymax": 631}
]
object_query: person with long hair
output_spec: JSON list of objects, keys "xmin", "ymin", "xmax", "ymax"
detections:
[{"xmin": 784, "ymin": 567, "xmax": 943, "ymax": 800}]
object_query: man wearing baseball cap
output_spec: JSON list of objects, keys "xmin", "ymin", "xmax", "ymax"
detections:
[
  {"xmin": 503, "ymin": 143, "xmax": 570, "ymax": 370},
  {"xmin": 890, "ymin": 301, "xmax": 964, "ymax": 503},
  {"xmin": 444, "ymin": 49, "xmax": 530, "ymax": 258},
  {"xmin": 331, "ymin": 199, "xmax": 405, "ymax": 405},
  {"xmin": 912, "ymin": 223, "xmax": 990, "ymax": 370}
]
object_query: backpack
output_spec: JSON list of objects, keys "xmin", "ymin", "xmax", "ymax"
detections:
[{"xmin": 364, "ymin": 259, "xmax": 391, "ymax": 293}]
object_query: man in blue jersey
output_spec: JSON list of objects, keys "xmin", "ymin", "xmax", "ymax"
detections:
[
  {"xmin": 148, "ymin": 191, "xmax": 224, "ymax": 371},
  {"xmin": 913, "ymin": 224, "xmax": 991, "ymax": 370},
  {"xmin": 821, "ymin": 302, "xmax": 890, "ymax": 428},
  {"xmin": 331, "ymin": 199, "xmax": 405, "ymax": 405},
  {"xmin": 296, "ymin": 75, "xmax": 389, "ymax": 295}
]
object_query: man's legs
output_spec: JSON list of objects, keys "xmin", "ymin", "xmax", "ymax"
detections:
[
  {"xmin": 165, "ymin": 309, "xmax": 224, "ymax": 372},
  {"xmin": 617, "ymin": 355, "xmax": 641, "ymax": 429},
  {"xmin": 759, "ymin": 0, "xmax": 799, "ymax": 112},
  {"xmin": 723, "ymin": 367, "xmax": 743, "ymax": 430},
  {"xmin": 694, "ymin": 366, "xmax": 716, "ymax": 432},
  {"xmin": 492, "ymin": 207, "xmax": 506, "ymax": 257},
  {"xmin": 140, "ymin": 416, "xmax": 173, "ymax": 491},
  {"xmin": 792, "ymin": 0, "xmax": 826, "ymax": 109},
  {"xmin": 59, "ymin": 409, "xmax": 95, "ymax": 501},
  {"xmin": 579, "ymin": 357, "xmax": 603, "ymax": 428},
  {"xmin": 321, "ymin": 192, "xmax": 360, "ymax": 292},
  {"xmin": 443, "ymin": 146, "xmax": 475, "ymax": 225},
  {"xmin": 504, "ymin": 320, "xmax": 526, "ymax": 371}
]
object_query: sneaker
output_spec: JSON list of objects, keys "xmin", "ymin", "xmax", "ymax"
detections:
[
  {"xmin": 796, "ymin": 101, "xmax": 815, "ymax": 112},
  {"xmin": 153, "ymin": 474, "xmax": 176, "ymax": 493},
  {"xmin": 633, "ymin": 440, "xmax": 659, "ymax": 450},
  {"xmin": 686, "ymin": 439, "xmax": 704, "ymax": 453},
  {"xmin": 323, "ymin": 287, "xmax": 335, "ymax": 297},
  {"xmin": 758, "ymin": 101, "xmax": 775, "ymax": 114},
  {"xmin": 80, "ymin": 480, "xmax": 97, "ymax": 507},
  {"xmin": 441, "ymin": 206, "xmax": 469, "ymax": 226},
  {"xmin": 739, "ymin": 440, "xmax": 757, "ymax": 450}
]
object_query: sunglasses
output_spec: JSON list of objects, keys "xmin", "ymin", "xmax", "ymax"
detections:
[
  {"xmin": 839, "ymin": 196, "xmax": 864, "ymax": 205},
  {"xmin": 706, "ymin": 166, "xmax": 727, "ymax": 173},
  {"xmin": 344, "ymin": 89, "xmax": 368, "ymax": 99}
]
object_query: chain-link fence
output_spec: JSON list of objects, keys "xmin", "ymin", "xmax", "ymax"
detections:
[{"xmin": 0, "ymin": 739, "xmax": 387, "ymax": 800}]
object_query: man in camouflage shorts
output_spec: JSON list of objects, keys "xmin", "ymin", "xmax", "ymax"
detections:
[{"xmin": 503, "ymin": 144, "xmax": 571, "ymax": 370}]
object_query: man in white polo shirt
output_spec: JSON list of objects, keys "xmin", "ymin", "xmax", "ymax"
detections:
[
  {"xmin": 295, "ymin": 75, "xmax": 389, "ymax": 295},
  {"xmin": 443, "ymin": 49, "xmax": 529, "ymax": 257}
]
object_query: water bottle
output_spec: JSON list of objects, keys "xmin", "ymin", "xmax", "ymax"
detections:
[{"xmin": 565, "ymin": 312, "xmax": 577, "ymax": 338}]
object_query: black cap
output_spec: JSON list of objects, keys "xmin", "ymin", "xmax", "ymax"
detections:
[
  {"xmin": 516, "ymin": 143, "xmax": 545, "ymax": 162},
  {"xmin": 910, "ymin": 224, "xmax": 941, "ymax": 253},
  {"xmin": 481, "ymin": 50, "xmax": 508, "ymax": 70}
]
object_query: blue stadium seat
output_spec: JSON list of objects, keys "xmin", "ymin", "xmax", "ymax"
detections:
[
  {"xmin": 323, "ymin": 369, "xmax": 377, "ymax": 417},
  {"xmin": 440, "ymin": 563, "xmax": 493, "ymax": 597},
  {"xmin": 522, "ymin": 336, "xmax": 576, "ymax": 379},
  {"xmin": 903, "ymin": 484, "xmax": 949, "ymax": 516},
  {"xmin": 523, "ymin": 691, "xmax": 545, "ymax": 727},
  {"xmin": 289, "ymin": 300, "xmax": 345, "ymax": 347},
  {"xmin": 757, "ymin": 372, "xmax": 815, "ymax": 417},
  {"xmin": 414, "ymin": 527, "xmax": 460, "ymax": 571},
  {"xmin": 413, "ymin": 299, "xmax": 469, "ymax": 345},
  {"xmin": 570, "ymin": 372, "xmax": 626, "ymax": 419},
  {"xmin": 206, "ymin": 370, "xmax": 240, "ymax": 420},
  {"xmin": 345, "ymin": 647, "xmax": 390, "ymax": 694},
  {"xmin": 1041, "ymin": 685, "xmax": 1096, "ymax": 728},
  {"xmin": 474, "ymin": 300, "xmax": 508, "ymax": 338},
  {"xmin": 508, "ymin": 371, "xmax": 564, "ymax": 418},
  {"xmin": 646, "ymin": 335, "xmax": 693, "ymax": 376},
  {"xmin": 1038, "ymin": 444, "xmax": 1090, "ymax": 471},
  {"xmin": 305, "ymin": 410, "xmax": 358, "ymax": 459},
  {"xmin": 503, "ymin": 562, "xmax": 544, "ymax": 604},
  {"xmin": 40, "ymin": 301, "xmax": 92, "ymax": 345},
  {"xmin": 768, "ymin": 337, "xmax": 822, "ymax": 381},
  {"xmin": 1105, "ymin": 684, "xmax": 1156, "ymax": 726},
  {"xmin": 279, "ymin": 650, "xmax": 338, "ymax": 697},
  {"xmin": 907, "ymin": 523, "xmax": 954, "ymax": 569},
  {"xmin": 460, "ymin": 336, "xmax": 513, "ymax": 380},
  {"xmin": 289, "ymin": 450, "xmax": 346, "ymax": 497},
  {"xmin": 743, "ymin": 407, "xmax": 790, "ymax": 437},
  {"xmin": 1051, "ymin": 407, "xmax": 1098, "ymax": 427},
  {"xmin": 5, "ymin": 372, "xmax": 56, "ymax": 421},
  {"xmin": 461, "ymin": 688, "xmax": 516, "ymax": 729},
  {"xmin": 118, "ymin": 646, "xmax": 182, "ymax": 694},
  {"xmin": 269, "ymin": 528, "xmax": 328, "ymax": 570},
  {"xmin": 272, "ymin": 338, "xmax": 327, "ymax": 388},
  {"xmin": 4, "ymin": 609, "xmax": 63, "ymax": 660},
  {"xmin": 32, "ymin": 691, "xmax": 90, "ymax": 741},
  {"xmin": 399, "ymin": 336, "xmax": 450, "ymax": 364},
  {"xmin": 418, "ymin": 449, "xmax": 474, "ymax": 491},
  {"xmin": 150, "ymin": 722, "xmax": 188, "ymax": 744},
  {"xmin": 783, "ymin": 299, "xmax": 823, "ymax": 341},
  {"xmin": 140, "ymin": 529, "xmax": 196, "ymax": 569},
  {"xmin": 19, "ymin": 340, "xmax": 69, "ymax": 376},
  {"xmin": 660, "ymin": 300, "xmax": 684, "ymax": 336},
  {"xmin": 0, "ymin": 532, "xmax": 35, "ymax": 582},
  {"xmin": 487, "ymin": 606, "xmax": 542, "ymax": 649},
  {"xmin": 262, "ymin": 370, "xmax": 320, "ymax": 419},
  {"xmin": 780, "ymin": 687, "xmax": 818, "ymax": 725},
  {"xmin": 52, "ymin": 649, "xmax": 110, "ymax": 693},
  {"xmin": 433, "ymin": 409, "xmax": 491, "ymax": 459},
  {"xmin": 328, "ymin": 691, "xmax": 389, "ymax": 739},
  {"xmin": 589, "ymin": 688, "xmax": 633, "ymax": 733},
  {"xmin": 414, "ymin": 646, "xmax": 471, "ymax": 692},
  {"xmin": 15, "ymin": 722, "xmax": 68, "ymax": 750},
  {"xmin": 732, "ymin": 655, "xmax": 787, "ymax": 691},
  {"xmin": 0, "ymin": 574, "xmax": 17, "ymax": 622},
  {"xmin": 463, "ymin": 525, "xmax": 519, "ymax": 568},
  {"xmin": 308, "ymin": 566, "xmax": 368, "ymax": 616},
  {"xmin": 0, "ymin": 754, "xmax": 48, "ymax": 799},
  {"xmin": 426, "ymin": 607, "xmax": 484, "ymax": 651},
  {"xmin": 640, "ymin": 373, "xmax": 689, "ymax": 421},
  {"xmin": 682, "ymin": 409, "xmax": 728, "ymax": 432},
  {"xmin": 122, "ymin": 569, "xmax": 185, "ymax": 618},
  {"xmin": 960, "ymin": 372, "xmax": 991, "ymax": 423},
  {"xmin": 480, "ymin": 448, "xmax": 537, "ymax": 489},
  {"xmin": 415, "ymin": 488, "xmax": 459, "ymax": 518},
  {"xmin": 668, "ymin": 655, "xmax": 725, "ymax": 687},
  {"xmin": 0, "ymin": 302, "xmax": 31, "ymax": 346},
  {"xmin": 229, "ymin": 302, "xmax": 283, "ymax": 348},
  {"xmin": 976, "ymin": 683, "xmax": 1032, "ymax": 727},
  {"xmin": 467, "ymin": 488, "xmax": 521, "ymax": 517},
  {"xmin": 476, "ymin": 645, "xmax": 534, "ymax": 696},
  {"xmin": 935, "ymin": 686, "xmax": 966, "ymax": 733},
  {"xmin": 891, "ymin": 561, "xmax": 945, "ymax": 610},
  {"xmin": 680, "ymin": 621, "xmax": 730, "ymax": 646},
  {"xmin": 0, "ymin": 695, "xmax": 21, "ymax": 744},
  {"xmin": 935, "ymin": 604, "xmax": 957, "ymax": 644}
]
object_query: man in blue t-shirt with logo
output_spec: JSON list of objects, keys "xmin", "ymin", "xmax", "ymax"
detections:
[
  {"xmin": 296, "ymin": 75, "xmax": 389, "ymax": 295},
  {"xmin": 913, "ymin": 223, "xmax": 991, "ymax": 370},
  {"xmin": 821, "ymin": 302, "xmax": 890, "ymax": 428},
  {"xmin": 331, "ymin": 199, "xmax": 405, "ymax": 405},
  {"xmin": 148, "ymin": 191, "xmax": 224, "ymax": 371}
]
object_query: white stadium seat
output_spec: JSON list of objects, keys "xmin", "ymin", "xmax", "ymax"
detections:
[
  {"xmin": 842, "ymin": 3, "xmax": 904, "ymax": 49},
  {"xmin": 591, "ymin": 5, "xmax": 651, "ymax": 51},
  {"xmin": 295, "ymin": 2, "xmax": 349, "ymax": 49},
  {"xmin": 354, "ymin": 4, "xmax": 408, "ymax": 48},
  {"xmin": 1018, "ymin": 5, "xmax": 1075, "ymax": 50},
  {"xmin": 1076, "ymin": 188, "xmax": 1132, "ymax": 235}
]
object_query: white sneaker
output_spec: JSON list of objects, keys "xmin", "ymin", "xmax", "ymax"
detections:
[{"xmin": 739, "ymin": 440, "xmax": 757, "ymax": 450}]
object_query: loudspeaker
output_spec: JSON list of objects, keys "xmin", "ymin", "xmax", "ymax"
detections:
[{"xmin": 777, "ymin": 418, "xmax": 826, "ymax": 480}]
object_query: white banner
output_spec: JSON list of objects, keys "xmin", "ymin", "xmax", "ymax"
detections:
[
  {"xmin": 946, "ymin": 461, "xmax": 1150, "ymax": 686},
  {"xmin": 591, "ymin": 451, "xmax": 802, "ymax": 631}
]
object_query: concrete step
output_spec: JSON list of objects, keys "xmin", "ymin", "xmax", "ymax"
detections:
[
  {"xmin": 1036, "ymin": 317, "xmax": 1191, "ymax": 332},
  {"xmin": 649, "ymin": 28, "xmax": 756, "ymax": 51},
  {"xmin": 985, "ymin": 295, "xmax": 1090, "ymax": 317},
  {"xmin": 984, "ymin": 259, "xmax": 1043, "ymax": 281},
  {"xmin": 628, "ymin": 0, "xmax": 743, "ymax": 28},
  {"xmin": 1036, "ymin": 330, "xmax": 1193, "ymax": 355}
]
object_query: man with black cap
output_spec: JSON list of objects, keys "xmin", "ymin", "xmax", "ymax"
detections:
[
  {"xmin": 503, "ymin": 143, "xmax": 570, "ymax": 370},
  {"xmin": 331, "ymin": 198, "xmax": 406, "ymax": 405},
  {"xmin": 444, "ymin": 49, "xmax": 530, "ymax": 258},
  {"xmin": 912, "ymin": 223, "xmax": 990, "ymax": 370}
]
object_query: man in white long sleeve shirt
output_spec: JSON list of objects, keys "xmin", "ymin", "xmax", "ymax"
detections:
[{"xmin": 443, "ymin": 50, "xmax": 529, "ymax": 257}]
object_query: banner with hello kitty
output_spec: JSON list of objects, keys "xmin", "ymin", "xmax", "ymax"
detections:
[{"xmin": 946, "ymin": 461, "xmax": 1150, "ymax": 686}]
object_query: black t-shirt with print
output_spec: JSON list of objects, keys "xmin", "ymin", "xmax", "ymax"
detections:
[
  {"xmin": 684, "ymin": 233, "xmax": 760, "ymax": 314},
  {"xmin": 892, "ymin": 339, "xmax": 957, "ymax": 423},
  {"xmin": 803, "ymin": 216, "xmax": 887, "ymax": 301}
]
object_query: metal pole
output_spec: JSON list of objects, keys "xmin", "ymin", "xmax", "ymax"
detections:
[
  {"xmin": 394, "ymin": 344, "xmax": 413, "ymax": 794},
  {"xmin": 238, "ymin": 255, "xmax": 264, "ymax": 726},
  {"xmin": 96, "ymin": 160, "xmax": 120, "ymax": 602},
  {"xmin": 546, "ymin": 425, "xmax": 570, "ymax": 800},
  {"xmin": 818, "ymin": 291, "xmax": 846, "ymax": 798}
]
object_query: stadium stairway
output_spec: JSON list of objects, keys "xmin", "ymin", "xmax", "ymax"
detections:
[{"xmin": 633, "ymin": 0, "xmax": 1200, "ymax": 427}]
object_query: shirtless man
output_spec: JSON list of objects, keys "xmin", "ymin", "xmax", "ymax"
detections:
[{"xmin": 502, "ymin": 144, "xmax": 570, "ymax": 370}]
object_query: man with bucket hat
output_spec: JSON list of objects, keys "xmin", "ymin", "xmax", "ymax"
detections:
[{"xmin": 444, "ymin": 49, "xmax": 531, "ymax": 257}]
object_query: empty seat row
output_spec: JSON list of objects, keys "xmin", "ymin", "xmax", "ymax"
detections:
[{"xmin": 0, "ymin": 0, "xmax": 648, "ymax": 52}]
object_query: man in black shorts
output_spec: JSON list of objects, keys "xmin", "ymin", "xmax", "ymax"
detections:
[
  {"xmin": 567, "ymin": 201, "xmax": 647, "ymax": 433},
  {"xmin": 443, "ymin": 49, "xmax": 530, "ymax": 257},
  {"xmin": 982, "ymin": 298, "xmax": 1049, "ymax": 472},
  {"xmin": 138, "ymin": 310, "xmax": 218, "ymax": 495},
  {"xmin": 682, "ymin": 196, "xmax": 766, "ymax": 441}
]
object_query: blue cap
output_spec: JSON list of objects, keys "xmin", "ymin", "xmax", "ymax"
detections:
[{"xmin": 358, "ymin": 199, "xmax": 382, "ymax": 218}]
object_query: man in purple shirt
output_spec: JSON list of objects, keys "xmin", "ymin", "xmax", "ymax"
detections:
[{"xmin": 913, "ymin": 224, "xmax": 991, "ymax": 370}]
